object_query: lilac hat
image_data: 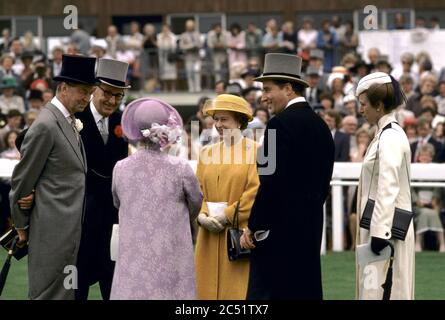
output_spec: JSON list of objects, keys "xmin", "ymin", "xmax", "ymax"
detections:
[{"xmin": 121, "ymin": 97, "xmax": 183, "ymax": 146}]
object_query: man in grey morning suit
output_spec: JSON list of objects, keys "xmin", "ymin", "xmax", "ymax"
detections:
[{"xmin": 9, "ymin": 54, "xmax": 97, "ymax": 300}]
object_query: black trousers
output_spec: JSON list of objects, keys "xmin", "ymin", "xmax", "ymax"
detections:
[
  {"xmin": 74, "ymin": 261, "xmax": 114, "ymax": 300},
  {"xmin": 75, "ymin": 192, "xmax": 116, "ymax": 300},
  {"xmin": 74, "ymin": 242, "xmax": 115, "ymax": 300}
]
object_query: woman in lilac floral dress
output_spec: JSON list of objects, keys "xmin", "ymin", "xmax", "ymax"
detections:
[{"xmin": 110, "ymin": 98, "xmax": 203, "ymax": 300}]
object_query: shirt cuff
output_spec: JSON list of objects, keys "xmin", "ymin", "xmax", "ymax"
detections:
[
  {"xmin": 15, "ymin": 225, "xmax": 29, "ymax": 231},
  {"xmin": 254, "ymin": 230, "xmax": 270, "ymax": 242}
]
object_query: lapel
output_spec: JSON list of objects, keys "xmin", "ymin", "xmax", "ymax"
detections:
[
  {"xmin": 107, "ymin": 112, "xmax": 120, "ymax": 146},
  {"xmin": 46, "ymin": 103, "xmax": 86, "ymax": 170}
]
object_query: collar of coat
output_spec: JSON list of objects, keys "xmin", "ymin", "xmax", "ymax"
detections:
[{"xmin": 376, "ymin": 111, "xmax": 397, "ymax": 136}]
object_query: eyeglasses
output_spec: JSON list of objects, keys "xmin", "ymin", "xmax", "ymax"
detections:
[{"xmin": 98, "ymin": 86, "xmax": 125, "ymax": 101}]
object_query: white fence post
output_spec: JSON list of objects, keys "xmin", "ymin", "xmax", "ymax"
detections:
[
  {"xmin": 331, "ymin": 183, "xmax": 344, "ymax": 252},
  {"xmin": 321, "ymin": 203, "xmax": 326, "ymax": 255}
]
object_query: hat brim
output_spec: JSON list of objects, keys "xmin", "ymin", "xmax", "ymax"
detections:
[
  {"xmin": 99, "ymin": 78, "xmax": 131, "ymax": 89},
  {"xmin": 205, "ymin": 107, "xmax": 253, "ymax": 122},
  {"xmin": 254, "ymin": 75, "xmax": 309, "ymax": 87},
  {"xmin": 53, "ymin": 75, "xmax": 99, "ymax": 86}
]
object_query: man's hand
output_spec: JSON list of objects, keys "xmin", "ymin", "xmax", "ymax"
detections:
[
  {"xmin": 16, "ymin": 229, "xmax": 28, "ymax": 245},
  {"xmin": 240, "ymin": 228, "xmax": 255, "ymax": 250},
  {"xmin": 18, "ymin": 191, "xmax": 34, "ymax": 210}
]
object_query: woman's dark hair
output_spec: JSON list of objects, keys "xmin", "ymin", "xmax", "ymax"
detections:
[
  {"xmin": 197, "ymin": 96, "xmax": 210, "ymax": 111},
  {"xmin": 325, "ymin": 109, "xmax": 342, "ymax": 129},
  {"xmin": 272, "ymin": 80, "xmax": 306, "ymax": 96},
  {"xmin": 230, "ymin": 23, "xmax": 242, "ymax": 34},
  {"xmin": 232, "ymin": 111, "xmax": 249, "ymax": 130},
  {"xmin": 420, "ymin": 107, "xmax": 437, "ymax": 118},
  {"xmin": 185, "ymin": 116, "xmax": 204, "ymax": 134},
  {"xmin": 254, "ymin": 106, "xmax": 270, "ymax": 121},
  {"xmin": 4, "ymin": 129, "xmax": 18, "ymax": 148},
  {"xmin": 319, "ymin": 91, "xmax": 335, "ymax": 107},
  {"xmin": 365, "ymin": 75, "xmax": 406, "ymax": 112}
]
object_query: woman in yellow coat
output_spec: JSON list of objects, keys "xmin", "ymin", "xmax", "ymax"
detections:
[{"xmin": 195, "ymin": 94, "xmax": 260, "ymax": 300}]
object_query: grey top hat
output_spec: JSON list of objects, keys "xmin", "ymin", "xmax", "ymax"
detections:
[
  {"xmin": 96, "ymin": 58, "xmax": 131, "ymax": 89},
  {"xmin": 310, "ymin": 49, "xmax": 324, "ymax": 60},
  {"xmin": 254, "ymin": 53, "xmax": 309, "ymax": 87},
  {"xmin": 305, "ymin": 65, "xmax": 320, "ymax": 77}
]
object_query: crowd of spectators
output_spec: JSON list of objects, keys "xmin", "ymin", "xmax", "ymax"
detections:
[{"xmin": 1, "ymin": 13, "xmax": 445, "ymax": 251}]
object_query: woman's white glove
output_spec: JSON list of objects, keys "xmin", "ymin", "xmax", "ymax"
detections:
[
  {"xmin": 213, "ymin": 212, "xmax": 229, "ymax": 226},
  {"xmin": 198, "ymin": 213, "xmax": 224, "ymax": 233}
]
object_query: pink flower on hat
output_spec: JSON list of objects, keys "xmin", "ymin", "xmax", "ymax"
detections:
[{"xmin": 140, "ymin": 114, "xmax": 182, "ymax": 149}]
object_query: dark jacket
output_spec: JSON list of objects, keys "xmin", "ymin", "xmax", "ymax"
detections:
[
  {"xmin": 410, "ymin": 136, "xmax": 443, "ymax": 163},
  {"xmin": 333, "ymin": 130, "xmax": 350, "ymax": 162},
  {"xmin": 74, "ymin": 104, "xmax": 128, "ymax": 288},
  {"xmin": 247, "ymin": 101, "xmax": 335, "ymax": 299}
]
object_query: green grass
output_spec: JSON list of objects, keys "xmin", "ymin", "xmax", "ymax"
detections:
[{"xmin": 1, "ymin": 251, "xmax": 444, "ymax": 300}]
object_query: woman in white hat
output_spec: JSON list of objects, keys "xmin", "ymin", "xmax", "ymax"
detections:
[
  {"xmin": 194, "ymin": 94, "xmax": 260, "ymax": 300},
  {"xmin": 355, "ymin": 72, "xmax": 414, "ymax": 300}
]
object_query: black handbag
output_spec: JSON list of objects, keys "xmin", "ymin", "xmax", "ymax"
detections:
[
  {"xmin": 0, "ymin": 227, "xmax": 28, "ymax": 260},
  {"xmin": 359, "ymin": 122, "xmax": 414, "ymax": 241},
  {"xmin": 227, "ymin": 201, "xmax": 250, "ymax": 261}
]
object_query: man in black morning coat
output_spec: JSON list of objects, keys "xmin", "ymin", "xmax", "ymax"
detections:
[
  {"xmin": 241, "ymin": 53, "xmax": 335, "ymax": 299},
  {"xmin": 74, "ymin": 58, "xmax": 130, "ymax": 300}
]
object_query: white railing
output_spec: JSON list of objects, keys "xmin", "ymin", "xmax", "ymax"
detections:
[
  {"xmin": 2, "ymin": 159, "xmax": 445, "ymax": 253},
  {"xmin": 0, "ymin": 159, "xmax": 19, "ymax": 178}
]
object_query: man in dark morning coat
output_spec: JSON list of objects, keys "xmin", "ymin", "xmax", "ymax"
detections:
[
  {"xmin": 74, "ymin": 58, "xmax": 129, "ymax": 300},
  {"xmin": 241, "ymin": 53, "xmax": 335, "ymax": 299}
]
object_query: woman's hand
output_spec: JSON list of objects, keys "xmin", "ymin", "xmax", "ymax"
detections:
[{"xmin": 197, "ymin": 214, "xmax": 224, "ymax": 233}]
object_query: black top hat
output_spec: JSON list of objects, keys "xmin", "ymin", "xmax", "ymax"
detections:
[
  {"xmin": 349, "ymin": 60, "xmax": 373, "ymax": 74},
  {"xmin": 305, "ymin": 65, "xmax": 321, "ymax": 77},
  {"xmin": 53, "ymin": 54, "xmax": 98, "ymax": 85},
  {"xmin": 29, "ymin": 89, "xmax": 43, "ymax": 101},
  {"xmin": 241, "ymin": 68, "xmax": 261, "ymax": 78}
]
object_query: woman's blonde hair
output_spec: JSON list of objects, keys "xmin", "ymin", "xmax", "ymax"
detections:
[
  {"xmin": 355, "ymin": 127, "xmax": 372, "ymax": 142},
  {"xmin": 419, "ymin": 142, "xmax": 435, "ymax": 159}
]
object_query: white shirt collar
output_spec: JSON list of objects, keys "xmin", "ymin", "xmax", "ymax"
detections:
[
  {"xmin": 285, "ymin": 96, "xmax": 307, "ymax": 109},
  {"xmin": 51, "ymin": 96, "xmax": 72, "ymax": 122},
  {"xmin": 90, "ymin": 101, "xmax": 106, "ymax": 124}
]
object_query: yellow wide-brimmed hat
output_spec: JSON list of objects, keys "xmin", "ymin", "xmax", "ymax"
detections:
[{"xmin": 203, "ymin": 94, "xmax": 253, "ymax": 121}]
